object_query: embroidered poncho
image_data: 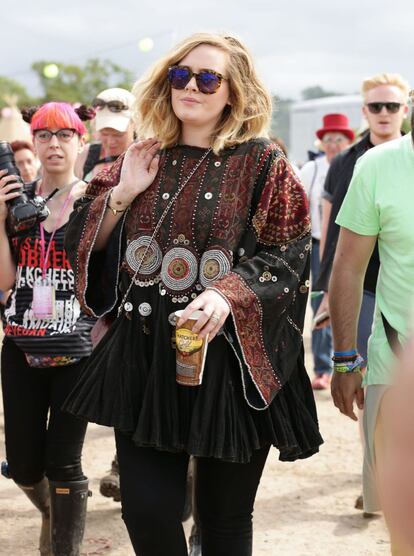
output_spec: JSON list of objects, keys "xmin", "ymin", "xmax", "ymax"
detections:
[{"xmin": 64, "ymin": 139, "xmax": 322, "ymax": 462}]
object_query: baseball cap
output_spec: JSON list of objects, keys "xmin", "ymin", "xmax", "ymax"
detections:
[{"xmin": 94, "ymin": 88, "xmax": 135, "ymax": 132}]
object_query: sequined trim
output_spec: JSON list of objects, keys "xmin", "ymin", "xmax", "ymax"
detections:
[
  {"xmin": 85, "ymin": 155, "xmax": 125, "ymax": 197},
  {"xmin": 161, "ymin": 246, "xmax": 198, "ymax": 292},
  {"xmin": 76, "ymin": 189, "xmax": 121, "ymax": 317},
  {"xmin": 199, "ymin": 247, "xmax": 232, "ymax": 288},
  {"xmin": 262, "ymin": 252, "xmax": 301, "ymax": 281},
  {"xmin": 287, "ymin": 315, "xmax": 302, "ymax": 334},
  {"xmin": 125, "ymin": 235, "xmax": 163, "ymax": 276},
  {"xmin": 209, "ymin": 271, "xmax": 282, "ymax": 406},
  {"xmin": 252, "ymin": 156, "xmax": 311, "ymax": 246}
]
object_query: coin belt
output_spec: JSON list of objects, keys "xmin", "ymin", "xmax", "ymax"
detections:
[
  {"xmin": 160, "ymin": 246, "xmax": 198, "ymax": 292},
  {"xmin": 199, "ymin": 248, "xmax": 232, "ymax": 288},
  {"xmin": 125, "ymin": 235, "xmax": 163, "ymax": 276}
]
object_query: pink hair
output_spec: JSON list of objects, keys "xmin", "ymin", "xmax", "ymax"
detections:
[{"xmin": 30, "ymin": 102, "xmax": 87, "ymax": 135}]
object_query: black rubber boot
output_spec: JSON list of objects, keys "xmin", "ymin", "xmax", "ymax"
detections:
[
  {"xmin": 18, "ymin": 478, "xmax": 52, "ymax": 556},
  {"xmin": 49, "ymin": 478, "xmax": 90, "ymax": 556}
]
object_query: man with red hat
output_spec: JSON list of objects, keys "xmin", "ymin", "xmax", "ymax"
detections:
[{"xmin": 300, "ymin": 114, "xmax": 354, "ymax": 390}]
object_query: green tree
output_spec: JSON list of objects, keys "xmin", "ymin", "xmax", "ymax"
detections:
[
  {"xmin": 270, "ymin": 95, "xmax": 293, "ymax": 150},
  {"xmin": 402, "ymin": 116, "xmax": 412, "ymax": 134},
  {"xmin": 301, "ymin": 85, "xmax": 344, "ymax": 100},
  {"xmin": 0, "ymin": 76, "xmax": 36, "ymax": 109},
  {"xmin": 32, "ymin": 58, "xmax": 135, "ymax": 104}
]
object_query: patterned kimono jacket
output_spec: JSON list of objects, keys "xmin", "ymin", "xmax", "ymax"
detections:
[{"xmin": 64, "ymin": 139, "xmax": 322, "ymax": 463}]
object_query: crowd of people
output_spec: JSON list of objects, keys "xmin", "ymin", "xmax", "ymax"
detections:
[{"xmin": 0, "ymin": 31, "xmax": 413, "ymax": 556}]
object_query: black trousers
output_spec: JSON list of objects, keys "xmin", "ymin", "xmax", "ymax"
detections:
[
  {"xmin": 1, "ymin": 339, "xmax": 88, "ymax": 485},
  {"xmin": 115, "ymin": 430, "xmax": 269, "ymax": 556}
]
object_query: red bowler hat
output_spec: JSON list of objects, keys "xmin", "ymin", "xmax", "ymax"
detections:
[{"xmin": 316, "ymin": 113, "xmax": 355, "ymax": 142}]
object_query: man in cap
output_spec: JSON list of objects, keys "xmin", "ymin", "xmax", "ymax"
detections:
[
  {"xmin": 76, "ymin": 87, "xmax": 135, "ymax": 180},
  {"xmin": 76, "ymin": 88, "xmax": 135, "ymax": 502}
]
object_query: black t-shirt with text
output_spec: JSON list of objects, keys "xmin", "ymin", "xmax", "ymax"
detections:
[{"xmin": 4, "ymin": 184, "xmax": 94, "ymax": 358}]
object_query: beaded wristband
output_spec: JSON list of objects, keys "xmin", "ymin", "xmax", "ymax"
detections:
[
  {"xmin": 333, "ymin": 354, "xmax": 364, "ymax": 374},
  {"xmin": 333, "ymin": 349, "xmax": 357, "ymax": 358}
]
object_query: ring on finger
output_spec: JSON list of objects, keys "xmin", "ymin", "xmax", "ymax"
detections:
[{"xmin": 210, "ymin": 312, "xmax": 220, "ymax": 323}]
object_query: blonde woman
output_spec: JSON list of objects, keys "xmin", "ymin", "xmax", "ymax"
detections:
[{"xmin": 64, "ymin": 33, "xmax": 322, "ymax": 555}]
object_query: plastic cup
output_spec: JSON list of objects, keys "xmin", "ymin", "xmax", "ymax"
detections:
[{"xmin": 174, "ymin": 310, "xmax": 208, "ymax": 386}]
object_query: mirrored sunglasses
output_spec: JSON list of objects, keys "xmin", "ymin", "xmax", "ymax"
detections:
[{"xmin": 168, "ymin": 65, "xmax": 226, "ymax": 95}]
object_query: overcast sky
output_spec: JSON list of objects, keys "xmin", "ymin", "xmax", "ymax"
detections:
[{"xmin": 3, "ymin": 0, "xmax": 414, "ymax": 99}]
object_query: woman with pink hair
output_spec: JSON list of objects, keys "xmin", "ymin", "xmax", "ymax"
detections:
[{"xmin": 0, "ymin": 102, "xmax": 95, "ymax": 555}]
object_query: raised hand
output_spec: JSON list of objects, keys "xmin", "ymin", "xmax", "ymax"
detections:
[{"xmin": 111, "ymin": 138, "xmax": 161, "ymax": 207}]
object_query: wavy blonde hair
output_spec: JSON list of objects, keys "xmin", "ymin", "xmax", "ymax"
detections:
[{"xmin": 132, "ymin": 33, "xmax": 272, "ymax": 153}]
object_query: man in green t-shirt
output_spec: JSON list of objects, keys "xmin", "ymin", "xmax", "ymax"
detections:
[{"xmin": 329, "ymin": 96, "xmax": 414, "ymax": 550}]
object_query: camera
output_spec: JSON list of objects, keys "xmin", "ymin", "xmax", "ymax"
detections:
[{"xmin": 0, "ymin": 141, "xmax": 49, "ymax": 236}]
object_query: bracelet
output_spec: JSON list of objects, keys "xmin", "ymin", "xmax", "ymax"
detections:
[
  {"xmin": 106, "ymin": 193, "xmax": 129, "ymax": 215},
  {"xmin": 333, "ymin": 354, "xmax": 364, "ymax": 373},
  {"xmin": 333, "ymin": 349, "xmax": 357, "ymax": 358}
]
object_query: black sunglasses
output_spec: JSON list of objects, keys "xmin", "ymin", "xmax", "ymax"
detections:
[
  {"xmin": 92, "ymin": 98, "xmax": 129, "ymax": 112},
  {"xmin": 168, "ymin": 65, "xmax": 226, "ymax": 94},
  {"xmin": 366, "ymin": 102, "xmax": 402, "ymax": 114}
]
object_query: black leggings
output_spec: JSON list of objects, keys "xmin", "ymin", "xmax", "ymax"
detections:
[
  {"xmin": 1, "ymin": 339, "xmax": 88, "ymax": 485},
  {"xmin": 115, "ymin": 430, "xmax": 269, "ymax": 556}
]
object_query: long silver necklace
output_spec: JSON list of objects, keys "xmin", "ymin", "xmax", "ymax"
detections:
[{"xmin": 118, "ymin": 147, "xmax": 212, "ymax": 316}]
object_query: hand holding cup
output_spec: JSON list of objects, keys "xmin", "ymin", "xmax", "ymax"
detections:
[{"xmin": 177, "ymin": 289, "xmax": 230, "ymax": 342}]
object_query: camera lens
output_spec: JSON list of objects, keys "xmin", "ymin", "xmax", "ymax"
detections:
[{"xmin": 0, "ymin": 141, "xmax": 47, "ymax": 236}]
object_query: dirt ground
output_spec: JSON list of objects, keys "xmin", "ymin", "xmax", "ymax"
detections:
[{"xmin": 0, "ymin": 320, "xmax": 391, "ymax": 555}]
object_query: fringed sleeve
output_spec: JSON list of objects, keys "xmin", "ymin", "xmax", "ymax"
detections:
[
  {"xmin": 208, "ymin": 151, "xmax": 312, "ymax": 410},
  {"xmin": 65, "ymin": 155, "xmax": 127, "ymax": 317}
]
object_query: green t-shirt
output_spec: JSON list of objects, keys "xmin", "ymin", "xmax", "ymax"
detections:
[{"xmin": 336, "ymin": 133, "xmax": 414, "ymax": 385}]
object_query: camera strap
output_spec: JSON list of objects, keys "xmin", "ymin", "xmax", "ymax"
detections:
[
  {"xmin": 38, "ymin": 181, "xmax": 79, "ymax": 280},
  {"xmin": 32, "ymin": 185, "xmax": 78, "ymax": 320}
]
